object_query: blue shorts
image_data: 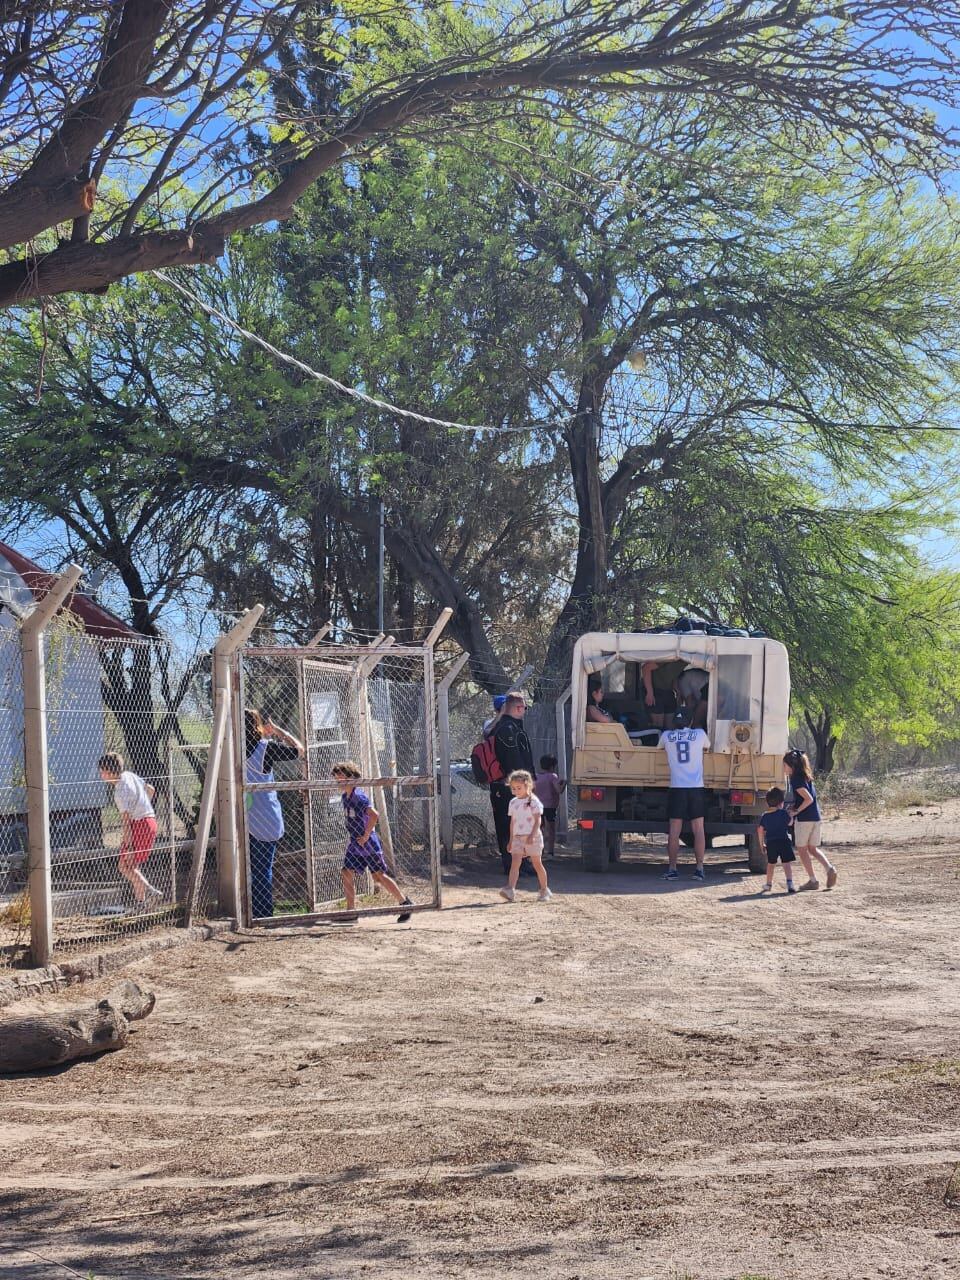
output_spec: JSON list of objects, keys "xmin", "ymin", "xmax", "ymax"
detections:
[{"xmin": 343, "ymin": 842, "xmax": 389, "ymax": 876}]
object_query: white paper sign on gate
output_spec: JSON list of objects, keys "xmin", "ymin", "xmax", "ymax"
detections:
[{"xmin": 309, "ymin": 691, "xmax": 339, "ymax": 734}]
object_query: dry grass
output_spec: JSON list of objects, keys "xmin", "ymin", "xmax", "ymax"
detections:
[{"xmin": 820, "ymin": 765, "xmax": 960, "ymax": 814}]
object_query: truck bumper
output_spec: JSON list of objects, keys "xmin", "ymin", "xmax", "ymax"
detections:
[{"xmin": 581, "ymin": 817, "xmax": 756, "ymax": 837}]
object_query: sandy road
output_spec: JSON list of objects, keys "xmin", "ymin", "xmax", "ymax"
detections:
[{"xmin": 1, "ymin": 807, "xmax": 959, "ymax": 1280}]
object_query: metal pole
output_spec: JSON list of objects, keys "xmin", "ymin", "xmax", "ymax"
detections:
[
  {"xmin": 377, "ymin": 500, "xmax": 385, "ymax": 634},
  {"xmin": 213, "ymin": 606, "xmax": 264, "ymax": 921},
  {"xmin": 21, "ymin": 564, "xmax": 83, "ymax": 967},
  {"xmin": 437, "ymin": 653, "xmax": 470, "ymax": 861},
  {"xmin": 359, "ymin": 638, "xmax": 396, "ymax": 869},
  {"xmin": 184, "ymin": 688, "xmax": 229, "ymax": 923},
  {"xmin": 555, "ymin": 685, "xmax": 572, "ymax": 844}
]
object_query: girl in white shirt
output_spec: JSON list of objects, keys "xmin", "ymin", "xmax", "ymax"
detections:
[
  {"xmin": 98, "ymin": 752, "xmax": 162, "ymax": 910},
  {"xmin": 499, "ymin": 770, "xmax": 553, "ymax": 904}
]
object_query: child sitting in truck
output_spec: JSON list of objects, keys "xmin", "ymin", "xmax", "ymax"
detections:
[{"xmin": 757, "ymin": 786, "xmax": 796, "ymax": 894}]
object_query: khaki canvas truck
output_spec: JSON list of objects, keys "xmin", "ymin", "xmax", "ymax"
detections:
[{"xmin": 571, "ymin": 632, "xmax": 791, "ymax": 872}]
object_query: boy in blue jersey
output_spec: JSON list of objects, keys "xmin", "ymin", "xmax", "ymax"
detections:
[
  {"xmin": 757, "ymin": 786, "xmax": 797, "ymax": 894},
  {"xmin": 659, "ymin": 707, "xmax": 711, "ymax": 881}
]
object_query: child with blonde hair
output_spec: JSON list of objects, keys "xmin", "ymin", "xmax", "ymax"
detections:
[{"xmin": 499, "ymin": 769, "xmax": 553, "ymax": 903}]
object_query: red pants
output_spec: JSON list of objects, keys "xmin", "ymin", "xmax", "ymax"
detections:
[{"xmin": 119, "ymin": 816, "xmax": 158, "ymax": 867}]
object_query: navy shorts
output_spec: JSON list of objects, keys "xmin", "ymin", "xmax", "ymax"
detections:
[
  {"xmin": 343, "ymin": 842, "xmax": 389, "ymax": 875},
  {"xmin": 668, "ymin": 787, "xmax": 706, "ymax": 821},
  {"xmin": 765, "ymin": 838, "xmax": 796, "ymax": 864}
]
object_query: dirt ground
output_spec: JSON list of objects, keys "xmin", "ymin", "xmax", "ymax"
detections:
[{"xmin": 2, "ymin": 802, "xmax": 959, "ymax": 1280}]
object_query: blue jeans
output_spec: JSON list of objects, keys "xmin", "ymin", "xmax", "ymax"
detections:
[{"xmin": 249, "ymin": 838, "xmax": 277, "ymax": 918}]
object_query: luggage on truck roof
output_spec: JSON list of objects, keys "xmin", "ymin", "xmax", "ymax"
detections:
[{"xmin": 640, "ymin": 616, "xmax": 766, "ymax": 640}]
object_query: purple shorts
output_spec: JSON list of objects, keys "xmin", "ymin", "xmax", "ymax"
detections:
[{"xmin": 343, "ymin": 841, "xmax": 388, "ymax": 876}]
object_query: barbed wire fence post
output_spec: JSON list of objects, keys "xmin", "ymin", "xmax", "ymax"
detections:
[
  {"xmin": 438, "ymin": 653, "xmax": 471, "ymax": 863},
  {"xmin": 211, "ymin": 606, "xmax": 264, "ymax": 925},
  {"xmin": 21, "ymin": 565, "xmax": 83, "ymax": 967}
]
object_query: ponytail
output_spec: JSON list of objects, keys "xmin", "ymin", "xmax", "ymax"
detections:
[{"xmin": 783, "ymin": 748, "xmax": 813, "ymax": 781}]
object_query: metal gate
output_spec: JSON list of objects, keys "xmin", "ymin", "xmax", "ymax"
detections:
[{"xmin": 234, "ymin": 638, "xmax": 442, "ymax": 925}]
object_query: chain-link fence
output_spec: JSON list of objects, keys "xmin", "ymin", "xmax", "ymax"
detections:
[
  {"xmin": 237, "ymin": 644, "xmax": 441, "ymax": 921},
  {"xmin": 440, "ymin": 662, "xmax": 574, "ymax": 859},
  {"xmin": 0, "ymin": 624, "xmax": 27, "ymax": 968},
  {"xmin": 42, "ymin": 620, "xmax": 213, "ymax": 958},
  {"xmin": 0, "ymin": 580, "xmax": 217, "ymax": 969}
]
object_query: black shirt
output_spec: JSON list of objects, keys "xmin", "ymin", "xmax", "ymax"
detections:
[
  {"xmin": 257, "ymin": 741, "xmax": 300, "ymax": 773},
  {"xmin": 493, "ymin": 714, "xmax": 535, "ymax": 780}
]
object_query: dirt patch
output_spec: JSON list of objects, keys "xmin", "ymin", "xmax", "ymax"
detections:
[{"xmin": 1, "ymin": 807, "xmax": 959, "ymax": 1279}]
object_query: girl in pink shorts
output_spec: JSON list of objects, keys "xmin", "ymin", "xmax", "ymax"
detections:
[{"xmin": 499, "ymin": 770, "xmax": 553, "ymax": 903}]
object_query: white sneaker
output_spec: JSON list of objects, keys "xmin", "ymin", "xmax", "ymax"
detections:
[
  {"xmin": 537, "ymin": 889, "xmax": 554, "ymax": 902},
  {"xmin": 499, "ymin": 886, "xmax": 515, "ymax": 903}
]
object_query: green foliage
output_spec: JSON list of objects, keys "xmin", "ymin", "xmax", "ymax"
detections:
[{"xmin": 2, "ymin": 16, "xmax": 960, "ymax": 729}]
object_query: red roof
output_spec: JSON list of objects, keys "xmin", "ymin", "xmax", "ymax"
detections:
[{"xmin": 0, "ymin": 542, "xmax": 139, "ymax": 638}]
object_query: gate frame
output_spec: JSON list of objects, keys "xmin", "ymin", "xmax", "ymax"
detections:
[{"xmin": 232, "ymin": 610, "xmax": 451, "ymax": 928}]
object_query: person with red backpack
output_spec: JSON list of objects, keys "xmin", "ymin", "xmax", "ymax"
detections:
[{"xmin": 489, "ymin": 691, "xmax": 536, "ymax": 874}]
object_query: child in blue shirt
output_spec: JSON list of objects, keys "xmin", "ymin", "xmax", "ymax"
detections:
[
  {"xmin": 332, "ymin": 761, "xmax": 414, "ymax": 923},
  {"xmin": 757, "ymin": 786, "xmax": 797, "ymax": 895}
]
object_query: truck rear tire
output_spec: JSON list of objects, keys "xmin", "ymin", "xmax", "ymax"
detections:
[
  {"xmin": 747, "ymin": 832, "xmax": 767, "ymax": 874},
  {"xmin": 608, "ymin": 831, "xmax": 622, "ymax": 863},
  {"xmin": 581, "ymin": 825, "xmax": 610, "ymax": 872}
]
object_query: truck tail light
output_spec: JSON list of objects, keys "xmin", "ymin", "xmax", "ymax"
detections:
[
  {"xmin": 580, "ymin": 819, "xmax": 595, "ymax": 830},
  {"xmin": 730, "ymin": 790, "xmax": 756, "ymax": 805}
]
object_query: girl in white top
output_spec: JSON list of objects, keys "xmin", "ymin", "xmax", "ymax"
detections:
[
  {"xmin": 98, "ymin": 752, "xmax": 162, "ymax": 910},
  {"xmin": 499, "ymin": 769, "xmax": 553, "ymax": 903}
]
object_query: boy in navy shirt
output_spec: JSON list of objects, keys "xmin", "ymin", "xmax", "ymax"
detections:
[{"xmin": 757, "ymin": 786, "xmax": 797, "ymax": 894}]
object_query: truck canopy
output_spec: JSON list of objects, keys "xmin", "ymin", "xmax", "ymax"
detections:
[{"xmin": 571, "ymin": 631, "xmax": 790, "ymax": 757}]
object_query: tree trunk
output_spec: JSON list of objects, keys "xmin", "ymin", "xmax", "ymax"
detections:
[
  {"xmin": 0, "ymin": 980, "xmax": 155, "ymax": 1073},
  {"xmin": 804, "ymin": 709, "xmax": 838, "ymax": 775},
  {"xmin": 540, "ymin": 369, "xmax": 611, "ymax": 686}
]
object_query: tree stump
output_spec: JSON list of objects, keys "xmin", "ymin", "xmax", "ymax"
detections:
[{"xmin": 0, "ymin": 979, "xmax": 156, "ymax": 1073}]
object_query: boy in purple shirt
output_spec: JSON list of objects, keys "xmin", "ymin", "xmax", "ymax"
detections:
[
  {"xmin": 332, "ymin": 761, "xmax": 414, "ymax": 922},
  {"xmin": 534, "ymin": 755, "xmax": 565, "ymax": 857}
]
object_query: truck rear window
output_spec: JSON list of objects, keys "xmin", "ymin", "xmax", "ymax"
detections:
[{"xmin": 716, "ymin": 654, "xmax": 751, "ymax": 722}]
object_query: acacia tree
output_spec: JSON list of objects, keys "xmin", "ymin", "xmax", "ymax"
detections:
[
  {"xmin": 2, "ymin": 1, "xmax": 960, "ymax": 306},
  {"xmin": 489, "ymin": 102, "xmax": 960, "ymax": 681},
  {"xmin": 609, "ymin": 443, "xmax": 960, "ymax": 772}
]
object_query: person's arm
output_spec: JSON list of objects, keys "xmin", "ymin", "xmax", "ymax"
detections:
[
  {"xmin": 530, "ymin": 802, "xmax": 542, "ymax": 837},
  {"xmin": 792, "ymin": 785, "xmax": 813, "ymax": 817},
  {"xmin": 586, "ymin": 705, "xmax": 609, "ymax": 723},
  {"xmin": 756, "ymin": 819, "xmax": 766, "ymax": 855},
  {"xmin": 263, "ymin": 717, "xmax": 304, "ymax": 756},
  {"xmin": 357, "ymin": 802, "xmax": 379, "ymax": 847},
  {"xmin": 507, "ymin": 809, "xmax": 515, "ymax": 854},
  {"xmin": 642, "ymin": 661, "xmax": 659, "ymax": 706},
  {"xmin": 145, "ymin": 782, "xmax": 156, "ymax": 801}
]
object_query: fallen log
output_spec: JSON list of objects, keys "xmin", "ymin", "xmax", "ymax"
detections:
[{"xmin": 0, "ymin": 979, "xmax": 156, "ymax": 1073}]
